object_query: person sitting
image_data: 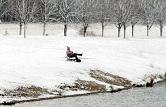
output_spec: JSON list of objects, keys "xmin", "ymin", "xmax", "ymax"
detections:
[{"xmin": 66, "ymin": 46, "xmax": 82, "ymax": 62}]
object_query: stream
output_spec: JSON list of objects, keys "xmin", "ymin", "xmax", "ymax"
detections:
[{"xmin": 8, "ymin": 82, "xmax": 166, "ymax": 107}]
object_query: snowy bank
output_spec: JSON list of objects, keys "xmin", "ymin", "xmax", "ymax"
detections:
[{"xmin": 0, "ymin": 35, "xmax": 166, "ymax": 103}]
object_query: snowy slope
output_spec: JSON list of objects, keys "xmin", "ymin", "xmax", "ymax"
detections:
[
  {"xmin": 0, "ymin": 35, "xmax": 166, "ymax": 90},
  {"xmin": 0, "ymin": 24, "xmax": 166, "ymax": 103}
]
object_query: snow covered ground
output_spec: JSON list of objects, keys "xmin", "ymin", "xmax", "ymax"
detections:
[
  {"xmin": 1, "ymin": 23, "xmax": 166, "ymax": 38},
  {"xmin": 0, "ymin": 23, "xmax": 166, "ymax": 103}
]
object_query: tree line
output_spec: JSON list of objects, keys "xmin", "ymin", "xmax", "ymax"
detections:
[{"xmin": 0, "ymin": 0, "xmax": 166, "ymax": 38}]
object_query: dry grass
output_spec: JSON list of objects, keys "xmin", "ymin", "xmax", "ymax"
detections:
[
  {"xmin": 59, "ymin": 80, "xmax": 106, "ymax": 92},
  {"xmin": 90, "ymin": 70, "xmax": 131, "ymax": 87},
  {"xmin": 4, "ymin": 86, "xmax": 49, "ymax": 98},
  {"xmin": 74, "ymin": 80, "xmax": 106, "ymax": 92},
  {"xmin": 79, "ymin": 28, "xmax": 97, "ymax": 37}
]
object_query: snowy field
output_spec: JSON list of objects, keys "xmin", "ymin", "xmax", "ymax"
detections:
[
  {"xmin": 0, "ymin": 23, "xmax": 166, "ymax": 103},
  {"xmin": 1, "ymin": 23, "xmax": 166, "ymax": 38}
]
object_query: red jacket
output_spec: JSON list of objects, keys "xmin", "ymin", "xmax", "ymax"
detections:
[{"xmin": 66, "ymin": 49, "xmax": 73, "ymax": 57}]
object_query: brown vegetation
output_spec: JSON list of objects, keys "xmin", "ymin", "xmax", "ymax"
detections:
[
  {"xmin": 59, "ymin": 80, "xmax": 106, "ymax": 92},
  {"xmin": 4, "ymin": 86, "xmax": 49, "ymax": 97},
  {"xmin": 90, "ymin": 70, "xmax": 131, "ymax": 87},
  {"xmin": 79, "ymin": 28, "xmax": 97, "ymax": 37}
]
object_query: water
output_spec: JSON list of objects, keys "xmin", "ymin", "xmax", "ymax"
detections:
[{"xmin": 10, "ymin": 82, "xmax": 166, "ymax": 107}]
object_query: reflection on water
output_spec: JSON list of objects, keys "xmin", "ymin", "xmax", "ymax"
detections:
[{"xmin": 9, "ymin": 82, "xmax": 166, "ymax": 107}]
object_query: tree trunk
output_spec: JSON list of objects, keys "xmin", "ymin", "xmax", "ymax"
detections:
[
  {"xmin": 123, "ymin": 24, "xmax": 126, "ymax": 39},
  {"xmin": 23, "ymin": 22, "xmax": 27, "ymax": 38},
  {"xmin": 102, "ymin": 22, "xmax": 104, "ymax": 37},
  {"xmin": 43, "ymin": 21, "xmax": 46, "ymax": 36},
  {"xmin": 64, "ymin": 24, "xmax": 67, "ymax": 36},
  {"xmin": 118, "ymin": 24, "xmax": 121, "ymax": 38},
  {"xmin": 118, "ymin": 27, "xmax": 121, "ymax": 38},
  {"xmin": 160, "ymin": 21, "xmax": 163, "ymax": 37},
  {"xmin": 160, "ymin": 26, "xmax": 163, "ymax": 37},
  {"xmin": 43, "ymin": 3, "xmax": 46, "ymax": 36},
  {"xmin": 19, "ymin": 22, "xmax": 22, "ymax": 35},
  {"xmin": 147, "ymin": 25, "xmax": 149, "ymax": 37},
  {"xmin": 83, "ymin": 25, "xmax": 88, "ymax": 37},
  {"xmin": 132, "ymin": 24, "xmax": 134, "ymax": 37}
]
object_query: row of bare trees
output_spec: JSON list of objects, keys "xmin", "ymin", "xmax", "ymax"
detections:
[{"xmin": 0, "ymin": 0, "xmax": 166, "ymax": 38}]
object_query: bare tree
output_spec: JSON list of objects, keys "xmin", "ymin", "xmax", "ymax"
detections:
[
  {"xmin": 39, "ymin": 0, "xmax": 58, "ymax": 36},
  {"xmin": 4, "ymin": 0, "xmax": 166, "ymax": 38},
  {"xmin": 111, "ymin": 0, "xmax": 133, "ymax": 38},
  {"xmin": 130, "ymin": 0, "xmax": 144, "ymax": 37},
  {"xmin": 10, "ymin": 0, "xmax": 39, "ymax": 38},
  {"xmin": 80, "ymin": 0, "xmax": 89, "ymax": 37},
  {"xmin": 10, "ymin": 0, "xmax": 24, "ymax": 36},
  {"xmin": 0, "ymin": 0, "xmax": 10, "ymax": 21},
  {"xmin": 141, "ymin": 0, "xmax": 156, "ymax": 37},
  {"xmin": 58, "ymin": 0, "xmax": 76, "ymax": 36},
  {"xmin": 111, "ymin": 0, "xmax": 122, "ymax": 38},
  {"xmin": 77, "ymin": 0, "xmax": 95, "ymax": 37},
  {"xmin": 95, "ymin": 0, "xmax": 111, "ymax": 37},
  {"xmin": 9, "ymin": 0, "xmax": 22, "ymax": 35},
  {"xmin": 153, "ymin": 0, "xmax": 166, "ymax": 37},
  {"xmin": 121, "ymin": 0, "xmax": 133, "ymax": 39}
]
